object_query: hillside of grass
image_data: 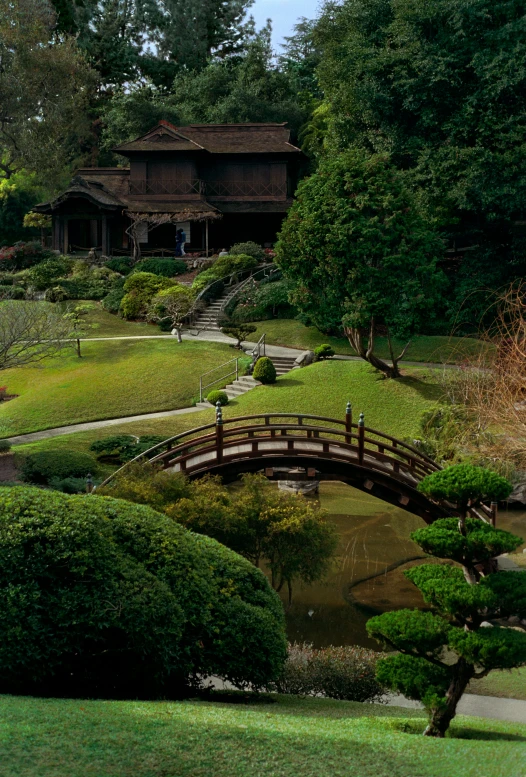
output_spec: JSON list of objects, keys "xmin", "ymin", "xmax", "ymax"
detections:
[
  {"xmin": 0, "ymin": 339, "xmax": 236, "ymax": 437},
  {"xmin": 16, "ymin": 361, "xmax": 441, "ymax": 460},
  {"xmin": 251, "ymin": 320, "xmax": 489, "ymax": 364},
  {"xmin": 1, "ymin": 693, "xmax": 525, "ymax": 777}
]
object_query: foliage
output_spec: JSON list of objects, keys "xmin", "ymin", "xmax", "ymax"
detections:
[
  {"xmin": 0, "ymin": 174, "xmax": 45, "ymax": 246},
  {"xmin": 276, "ymin": 150, "xmax": 445, "ymax": 377},
  {"xmin": 134, "ymin": 258, "xmax": 187, "ymax": 277},
  {"xmin": 28, "ymin": 256, "xmax": 72, "ymax": 290},
  {"xmin": 367, "ymin": 467, "xmax": 526, "ymax": 737},
  {"xmin": 169, "ymin": 474, "xmax": 338, "ymax": 602},
  {"xmin": 44, "ymin": 286, "xmax": 68, "ymax": 302},
  {"xmin": 314, "ymin": 344, "xmax": 335, "ymax": 361},
  {"xmin": 417, "ymin": 464, "xmax": 513, "ymax": 511},
  {"xmin": 231, "ymin": 279, "xmax": 295, "ymax": 322},
  {"xmin": 315, "ymin": 0, "xmax": 526, "ymax": 330},
  {"xmin": 0, "ymin": 0, "xmax": 95, "ymax": 186},
  {"xmin": 98, "ymin": 462, "xmax": 190, "ymax": 511},
  {"xmin": 229, "ymin": 241, "xmax": 266, "ymax": 262},
  {"xmin": 90, "ymin": 435, "xmax": 168, "ymax": 464},
  {"xmin": 0, "ymin": 300, "xmax": 71, "ymax": 370},
  {"xmin": 63, "ymin": 303, "xmax": 98, "ymax": 356},
  {"xmin": 120, "ymin": 272, "xmax": 174, "ymax": 319},
  {"xmin": 20, "ymin": 450, "xmax": 96, "ymax": 484},
  {"xmin": 221, "ymin": 322, "xmax": 257, "ymax": 348},
  {"xmin": 0, "ymin": 241, "xmax": 53, "ymax": 271},
  {"xmin": 0, "ymin": 440, "xmax": 11, "ymax": 453},
  {"xmin": 207, "ymin": 390, "xmax": 229, "ymax": 406},
  {"xmin": 267, "ymin": 642, "xmax": 386, "ymax": 702},
  {"xmin": 0, "ymin": 285, "xmax": 24, "ymax": 300},
  {"xmin": 253, "ymin": 356, "xmax": 277, "ymax": 384},
  {"xmin": 0, "ymin": 486, "xmax": 287, "ymax": 696},
  {"xmin": 105, "ymin": 257, "xmax": 133, "ymax": 275},
  {"xmin": 147, "ymin": 285, "xmax": 195, "ymax": 340},
  {"xmin": 101, "ymin": 282, "xmax": 126, "ymax": 314}
]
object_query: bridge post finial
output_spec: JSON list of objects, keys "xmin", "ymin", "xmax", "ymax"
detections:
[
  {"xmin": 345, "ymin": 401, "xmax": 352, "ymax": 445},
  {"xmin": 358, "ymin": 412, "xmax": 365, "ymax": 465},
  {"xmin": 215, "ymin": 401, "xmax": 224, "ymax": 464},
  {"xmin": 216, "ymin": 401, "xmax": 223, "ymax": 425}
]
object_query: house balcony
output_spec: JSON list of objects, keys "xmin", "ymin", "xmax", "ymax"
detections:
[{"xmin": 128, "ymin": 179, "xmax": 288, "ymax": 200}]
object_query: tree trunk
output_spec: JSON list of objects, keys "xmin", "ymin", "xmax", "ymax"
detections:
[
  {"xmin": 424, "ymin": 660, "xmax": 474, "ymax": 737},
  {"xmin": 76, "ymin": 337, "xmax": 81, "ymax": 357},
  {"xmin": 173, "ymin": 326, "xmax": 182, "ymax": 343},
  {"xmin": 344, "ymin": 318, "xmax": 404, "ymax": 379}
]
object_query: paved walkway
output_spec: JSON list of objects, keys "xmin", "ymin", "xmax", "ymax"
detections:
[{"xmin": 387, "ymin": 693, "xmax": 526, "ymax": 724}]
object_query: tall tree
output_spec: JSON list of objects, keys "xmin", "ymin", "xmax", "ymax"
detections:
[
  {"xmin": 0, "ymin": 0, "xmax": 95, "ymax": 186},
  {"xmin": 276, "ymin": 150, "xmax": 445, "ymax": 378},
  {"xmin": 315, "ymin": 0, "xmax": 526, "ymax": 329}
]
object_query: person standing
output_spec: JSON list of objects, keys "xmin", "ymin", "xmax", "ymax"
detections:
[{"xmin": 175, "ymin": 227, "xmax": 187, "ymax": 257}]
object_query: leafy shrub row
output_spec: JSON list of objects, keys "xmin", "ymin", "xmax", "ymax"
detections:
[
  {"xmin": 267, "ymin": 643, "xmax": 386, "ymax": 702},
  {"xmin": 231, "ymin": 278, "xmax": 295, "ymax": 322},
  {"xmin": 0, "ymin": 487, "xmax": 287, "ymax": 697},
  {"xmin": 0, "ymin": 241, "xmax": 55, "ymax": 271},
  {"xmin": 192, "ymin": 254, "xmax": 258, "ymax": 293},
  {"xmin": 89, "ymin": 434, "xmax": 168, "ymax": 463},
  {"xmin": 134, "ymin": 258, "xmax": 187, "ymax": 277},
  {"xmin": 20, "ymin": 451, "xmax": 96, "ymax": 485}
]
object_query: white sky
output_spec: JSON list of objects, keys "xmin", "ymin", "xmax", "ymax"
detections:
[{"xmin": 250, "ymin": 0, "xmax": 322, "ymax": 49}]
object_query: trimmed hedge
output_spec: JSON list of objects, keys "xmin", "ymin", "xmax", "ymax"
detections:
[
  {"xmin": 268, "ymin": 643, "xmax": 386, "ymax": 702},
  {"xmin": 253, "ymin": 356, "xmax": 277, "ymax": 384},
  {"xmin": 0, "ymin": 487, "xmax": 287, "ymax": 697},
  {"xmin": 134, "ymin": 258, "xmax": 187, "ymax": 277},
  {"xmin": 20, "ymin": 451, "xmax": 96, "ymax": 485},
  {"xmin": 207, "ymin": 390, "xmax": 229, "ymax": 406},
  {"xmin": 105, "ymin": 257, "xmax": 133, "ymax": 275}
]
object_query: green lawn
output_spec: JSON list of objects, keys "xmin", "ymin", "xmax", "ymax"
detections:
[
  {"xmin": 1, "ymin": 693, "xmax": 525, "ymax": 777},
  {"xmin": 0, "ymin": 339, "xmax": 236, "ymax": 437},
  {"xmin": 15, "ymin": 360, "xmax": 441, "ymax": 455},
  {"xmin": 56, "ymin": 300, "xmax": 168, "ymax": 338},
  {"xmin": 469, "ymin": 667, "xmax": 526, "ymax": 701},
  {"xmin": 251, "ymin": 320, "xmax": 488, "ymax": 364}
]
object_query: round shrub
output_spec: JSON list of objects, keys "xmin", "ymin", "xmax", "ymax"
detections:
[
  {"xmin": 20, "ymin": 450, "xmax": 96, "ymax": 485},
  {"xmin": 314, "ymin": 344, "xmax": 335, "ymax": 361},
  {"xmin": 135, "ymin": 258, "xmax": 187, "ymax": 277},
  {"xmin": 101, "ymin": 283, "xmax": 126, "ymax": 314},
  {"xmin": 229, "ymin": 241, "xmax": 266, "ymax": 263},
  {"xmin": 0, "ymin": 487, "xmax": 287, "ymax": 696},
  {"xmin": 45, "ymin": 285, "xmax": 68, "ymax": 302},
  {"xmin": 253, "ymin": 356, "xmax": 277, "ymax": 384},
  {"xmin": 0, "ymin": 440, "xmax": 11, "ymax": 454},
  {"xmin": 207, "ymin": 390, "xmax": 229, "ymax": 406}
]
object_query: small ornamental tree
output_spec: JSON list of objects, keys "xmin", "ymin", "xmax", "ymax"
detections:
[
  {"xmin": 367, "ymin": 466, "xmax": 525, "ymax": 738},
  {"xmin": 63, "ymin": 303, "xmax": 97, "ymax": 357},
  {"xmin": 147, "ymin": 285, "xmax": 195, "ymax": 342},
  {"xmin": 275, "ymin": 151, "xmax": 445, "ymax": 378},
  {"xmin": 221, "ymin": 322, "xmax": 257, "ymax": 349}
]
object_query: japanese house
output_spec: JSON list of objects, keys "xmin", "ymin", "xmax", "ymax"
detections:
[{"xmin": 34, "ymin": 121, "xmax": 304, "ymax": 256}]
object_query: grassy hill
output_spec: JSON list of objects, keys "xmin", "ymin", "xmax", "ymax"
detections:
[{"xmin": 1, "ymin": 693, "xmax": 525, "ymax": 777}]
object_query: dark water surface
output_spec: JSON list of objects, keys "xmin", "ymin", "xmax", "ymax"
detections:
[{"xmin": 279, "ymin": 482, "xmax": 526, "ymax": 649}]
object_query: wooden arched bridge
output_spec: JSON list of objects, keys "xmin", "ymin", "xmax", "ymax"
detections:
[{"xmin": 101, "ymin": 404, "xmax": 495, "ymax": 525}]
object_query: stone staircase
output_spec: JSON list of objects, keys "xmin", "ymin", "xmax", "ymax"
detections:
[
  {"xmin": 196, "ymin": 354, "xmax": 298, "ymax": 408},
  {"xmin": 191, "ymin": 285, "xmax": 242, "ymax": 331}
]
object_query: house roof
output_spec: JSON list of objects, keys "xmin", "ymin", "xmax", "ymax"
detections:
[
  {"xmin": 114, "ymin": 121, "xmax": 301, "ymax": 155},
  {"xmin": 33, "ymin": 175, "xmax": 125, "ymax": 213},
  {"xmin": 125, "ymin": 200, "xmax": 221, "ymax": 223}
]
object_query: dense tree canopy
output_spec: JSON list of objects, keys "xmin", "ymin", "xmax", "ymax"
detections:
[{"xmin": 276, "ymin": 150, "xmax": 445, "ymax": 376}]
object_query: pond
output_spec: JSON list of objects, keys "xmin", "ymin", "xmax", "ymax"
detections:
[{"xmin": 279, "ymin": 481, "xmax": 526, "ymax": 649}]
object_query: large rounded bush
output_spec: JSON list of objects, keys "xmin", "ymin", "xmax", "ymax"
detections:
[
  {"xmin": 253, "ymin": 356, "xmax": 277, "ymax": 384},
  {"xmin": 0, "ymin": 487, "xmax": 286, "ymax": 697},
  {"xmin": 20, "ymin": 451, "xmax": 96, "ymax": 484}
]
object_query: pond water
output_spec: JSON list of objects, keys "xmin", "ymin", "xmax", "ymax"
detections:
[{"xmin": 278, "ymin": 481, "xmax": 526, "ymax": 649}]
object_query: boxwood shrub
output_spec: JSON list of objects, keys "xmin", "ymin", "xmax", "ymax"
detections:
[
  {"xmin": 20, "ymin": 451, "xmax": 96, "ymax": 485},
  {"xmin": 207, "ymin": 390, "xmax": 229, "ymax": 406},
  {"xmin": 0, "ymin": 487, "xmax": 287, "ymax": 697},
  {"xmin": 253, "ymin": 356, "xmax": 277, "ymax": 384}
]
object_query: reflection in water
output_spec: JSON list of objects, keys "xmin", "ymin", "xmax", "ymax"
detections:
[{"xmin": 281, "ymin": 481, "xmax": 526, "ymax": 649}]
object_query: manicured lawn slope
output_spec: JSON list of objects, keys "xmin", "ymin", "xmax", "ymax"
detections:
[
  {"xmin": 251, "ymin": 320, "xmax": 488, "ymax": 364},
  {"xmin": 0, "ymin": 339, "xmax": 235, "ymax": 437},
  {"xmin": 16, "ymin": 361, "xmax": 441, "ymax": 455},
  {"xmin": 1, "ymin": 694, "xmax": 525, "ymax": 777}
]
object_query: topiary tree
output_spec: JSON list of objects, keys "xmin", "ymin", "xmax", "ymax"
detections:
[
  {"xmin": 367, "ymin": 467, "xmax": 525, "ymax": 738},
  {"xmin": 418, "ymin": 463, "xmax": 513, "ymax": 537},
  {"xmin": 221, "ymin": 322, "xmax": 257, "ymax": 349},
  {"xmin": 0, "ymin": 486, "xmax": 287, "ymax": 697},
  {"xmin": 253, "ymin": 356, "xmax": 277, "ymax": 384},
  {"xmin": 275, "ymin": 151, "xmax": 445, "ymax": 378},
  {"xmin": 147, "ymin": 284, "xmax": 195, "ymax": 342}
]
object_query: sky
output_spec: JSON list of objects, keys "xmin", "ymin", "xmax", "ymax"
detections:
[{"xmin": 251, "ymin": 0, "xmax": 321, "ymax": 49}]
